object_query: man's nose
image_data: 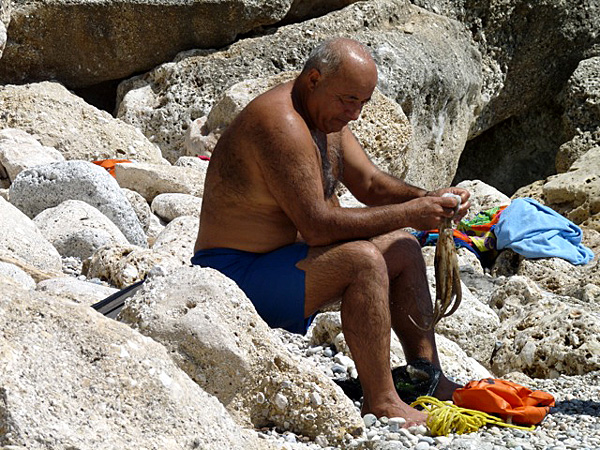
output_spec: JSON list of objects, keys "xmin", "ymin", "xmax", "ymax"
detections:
[{"xmin": 346, "ymin": 104, "xmax": 362, "ymax": 121}]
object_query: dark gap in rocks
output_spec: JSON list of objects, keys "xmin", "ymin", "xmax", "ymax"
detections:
[
  {"xmin": 452, "ymin": 100, "xmax": 570, "ymax": 196},
  {"xmin": 72, "ymin": 78, "xmax": 125, "ymax": 115}
]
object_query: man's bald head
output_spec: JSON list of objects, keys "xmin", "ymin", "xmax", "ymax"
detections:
[{"xmin": 301, "ymin": 38, "xmax": 376, "ymax": 78}]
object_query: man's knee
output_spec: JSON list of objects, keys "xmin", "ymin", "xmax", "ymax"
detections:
[{"xmin": 344, "ymin": 240, "xmax": 388, "ymax": 278}]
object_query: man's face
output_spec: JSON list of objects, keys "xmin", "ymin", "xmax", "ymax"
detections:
[{"xmin": 307, "ymin": 59, "xmax": 378, "ymax": 134}]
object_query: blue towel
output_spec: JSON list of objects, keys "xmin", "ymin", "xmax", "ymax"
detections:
[{"xmin": 495, "ymin": 198, "xmax": 595, "ymax": 265}]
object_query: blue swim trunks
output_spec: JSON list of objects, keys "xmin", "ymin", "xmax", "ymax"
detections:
[{"xmin": 190, "ymin": 243, "xmax": 316, "ymax": 335}]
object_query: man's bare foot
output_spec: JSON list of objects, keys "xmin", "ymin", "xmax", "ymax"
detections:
[
  {"xmin": 362, "ymin": 394, "xmax": 428, "ymax": 427},
  {"xmin": 432, "ymin": 373, "xmax": 462, "ymax": 401}
]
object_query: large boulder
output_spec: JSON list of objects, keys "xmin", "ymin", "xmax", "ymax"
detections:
[
  {"xmin": 0, "ymin": 0, "xmax": 8, "ymax": 59},
  {"xmin": 151, "ymin": 215, "xmax": 199, "ymax": 265},
  {"xmin": 0, "ymin": 0, "xmax": 295, "ymax": 88},
  {"xmin": 33, "ymin": 200, "xmax": 130, "ymax": 260},
  {"xmin": 86, "ymin": 244, "xmax": 184, "ymax": 288},
  {"xmin": 543, "ymin": 146, "xmax": 600, "ymax": 232},
  {"xmin": 560, "ymin": 56, "xmax": 600, "ymax": 137},
  {"xmin": 0, "ymin": 286, "xmax": 266, "ymax": 449},
  {"xmin": 0, "ymin": 128, "xmax": 65, "ymax": 184},
  {"xmin": 36, "ymin": 277, "xmax": 118, "ymax": 306},
  {"xmin": 9, "ymin": 161, "xmax": 148, "ymax": 247},
  {"xmin": 151, "ymin": 193, "xmax": 203, "ymax": 223},
  {"xmin": 0, "ymin": 82, "xmax": 164, "ymax": 164},
  {"xmin": 114, "ymin": 162, "xmax": 206, "ymax": 202},
  {"xmin": 491, "ymin": 295, "xmax": 600, "ymax": 378},
  {"xmin": 0, "ymin": 197, "xmax": 62, "ymax": 275},
  {"xmin": 119, "ymin": 266, "xmax": 364, "ymax": 444},
  {"xmin": 117, "ymin": 0, "xmax": 482, "ymax": 187}
]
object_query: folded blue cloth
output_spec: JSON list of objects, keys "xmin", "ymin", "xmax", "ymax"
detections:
[{"xmin": 495, "ymin": 198, "xmax": 595, "ymax": 265}]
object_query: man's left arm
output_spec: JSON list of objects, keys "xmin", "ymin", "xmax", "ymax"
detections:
[{"xmin": 340, "ymin": 127, "xmax": 471, "ymax": 219}]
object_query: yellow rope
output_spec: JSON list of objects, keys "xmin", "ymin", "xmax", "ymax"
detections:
[{"xmin": 410, "ymin": 396, "xmax": 535, "ymax": 436}]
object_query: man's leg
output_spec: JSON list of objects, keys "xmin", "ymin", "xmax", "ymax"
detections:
[
  {"xmin": 297, "ymin": 240, "xmax": 427, "ymax": 424},
  {"xmin": 369, "ymin": 229, "xmax": 461, "ymax": 400}
]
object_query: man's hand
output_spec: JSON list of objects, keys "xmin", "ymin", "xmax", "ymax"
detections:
[{"xmin": 425, "ymin": 187, "xmax": 471, "ymax": 223}]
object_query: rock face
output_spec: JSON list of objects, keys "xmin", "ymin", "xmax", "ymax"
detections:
[
  {"xmin": 491, "ymin": 295, "xmax": 600, "ymax": 378},
  {"xmin": 114, "ymin": 162, "xmax": 206, "ymax": 202},
  {"xmin": 0, "ymin": 82, "xmax": 164, "ymax": 164},
  {"xmin": 0, "ymin": 287, "xmax": 264, "ymax": 449},
  {"xmin": 117, "ymin": 0, "xmax": 482, "ymax": 188},
  {"xmin": 152, "ymin": 193, "xmax": 203, "ymax": 223},
  {"xmin": 0, "ymin": 0, "xmax": 295, "ymax": 88},
  {"xmin": 86, "ymin": 244, "xmax": 184, "ymax": 288},
  {"xmin": 33, "ymin": 200, "xmax": 129, "ymax": 260},
  {"xmin": 120, "ymin": 266, "xmax": 364, "ymax": 444},
  {"xmin": 0, "ymin": 197, "xmax": 62, "ymax": 274},
  {"xmin": 9, "ymin": 161, "xmax": 148, "ymax": 247},
  {"xmin": 0, "ymin": 128, "xmax": 65, "ymax": 183}
]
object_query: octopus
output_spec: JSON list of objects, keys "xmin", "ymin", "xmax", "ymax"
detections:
[{"xmin": 411, "ymin": 193, "xmax": 463, "ymax": 331}]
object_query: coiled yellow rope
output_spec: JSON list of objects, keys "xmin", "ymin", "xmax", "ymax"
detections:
[{"xmin": 410, "ymin": 396, "xmax": 535, "ymax": 436}]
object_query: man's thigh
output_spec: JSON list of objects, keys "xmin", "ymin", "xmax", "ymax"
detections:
[{"xmin": 297, "ymin": 239, "xmax": 388, "ymax": 317}]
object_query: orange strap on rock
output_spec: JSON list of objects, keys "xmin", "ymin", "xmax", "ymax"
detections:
[
  {"xmin": 92, "ymin": 159, "xmax": 132, "ymax": 177},
  {"xmin": 452, "ymin": 378, "xmax": 555, "ymax": 426}
]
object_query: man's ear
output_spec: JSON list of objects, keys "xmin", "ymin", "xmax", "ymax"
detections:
[{"xmin": 307, "ymin": 68, "xmax": 322, "ymax": 91}]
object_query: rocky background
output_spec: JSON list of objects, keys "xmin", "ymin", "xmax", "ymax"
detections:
[{"xmin": 0, "ymin": 0, "xmax": 599, "ymax": 449}]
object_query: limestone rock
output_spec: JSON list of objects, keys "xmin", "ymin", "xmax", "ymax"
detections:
[
  {"xmin": 456, "ymin": 179, "xmax": 510, "ymax": 220},
  {"xmin": 0, "ymin": 286, "xmax": 264, "ymax": 449},
  {"xmin": 491, "ymin": 296, "xmax": 600, "ymax": 378},
  {"xmin": 0, "ymin": 0, "xmax": 8, "ymax": 59},
  {"xmin": 555, "ymin": 130, "xmax": 600, "ymax": 174},
  {"xmin": 86, "ymin": 244, "xmax": 185, "ymax": 288},
  {"xmin": 152, "ymin": 193, "xmax": 203, "ymax": 223},
  {"xmin": 33, "ymin": 200, "xmax": 129, "ymax": 260},
  {"xmin": 512, "ymin": 180, "xmax": 547, "ymax": 205},
  {"xmin": 0, "ymin": 0, "xmax": 294, "ymax": 88},
  {"xmin": 147, "ymin": 213, "xmax": 167, "ymax": 247},
  {"xmin": 283, "ymin": 0, "xmax": 358, "ymax": 23},
  {"xmin": 0, "ymin": 197, "xmax": 62, "ymax": 274},
  {"xmin": 543, "ymin": 147, "xmax": 600, "ymax": 231},
  {"xmin": 151, "ymin": 215, "xmax": 199, "ymax": 265},
  {"xmin": 117, "ymin": 0, "xmax": 482, "ymax": 187},
  {"xmin": 36, "ymin": 277, "xmax": 118, "ymax": 306},
  {"xmin": 119, "ymin": 266, "xmax": 364, "ymax": 443},
  {"xmin": 9, "ymin": 161, "xmax": 147, "ymax": 247},
  {"xmin": 0, "ymin": 82, "xmax": 164, "ymax": 164},
  {"xmin": 174, "ymin": 155, "xmax": 211, "ymax": 170},
  {"xmin": 122, "ymin": 187, "xmax": 152, "ymax": 234},
  {"xmin": 0, "ymin": 261, "xmax": 36, "ymax": 290},
  {"xmin": 428, "ymin": 267, "xmax": 500, "ymax": 367},
  {"xmin": 561, "ymin": 56, "xmax": 600, "ymax": 136},
  {"xmin": 114, "ymin": 162, "xmax": 206, "ymax": 202},
  {"xmin": 0, "ymin": 128, "xmax": 65, "ymax": 183}
]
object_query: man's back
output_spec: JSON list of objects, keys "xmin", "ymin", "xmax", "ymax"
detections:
[{"xmin": 195, "ymin": 81, "xmax": 307, "ymax": 253}]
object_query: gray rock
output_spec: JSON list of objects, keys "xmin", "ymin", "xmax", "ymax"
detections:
[
  {"xmin": 151, "ymin": 215, "xmax": 199, "ymax": 264},
  {"xmin": 0, "ymin": 286, "xmax": 264, "ymax": 449},
  {"xmin": 0, "ymin": 0, "xmax": 294, "ymax": 88},
  {"xmin": 426, "ymin": 267, "xmax": 500, "ymax": 367},
  {"xmin": 86, "ymin": 244, "xmax": 185, "ymax": 288},
  {"xmin": 114, "ymin": 162, "xmax": 206, "ymax": 202},
  {"xmin": 491, "ymin": 295, "xmax": 600, "ymax": 378},
  {"xmin": 152, "ymin": 193, "xmax": 203, "ymax": 223},
  {"xmin": 456, "ymin": 179, "xmax": 510, "ymax": 220},
  {"xmin": 122, "ymin": 187, "xmax": 152, "ymax": 233},
  {"xmin": 561, "ymin": 57, "xmax": 600, "ymax": 136},
  {"xmin": 33, "ymin": 200, "xmax": 129, "ymax": 260},
  {"xmin": 0, "ymin": 0, "xmax": 9, "ymax": 59},
  {"xmin": 556, "ymin": 130, "xmax": 600, "ymax": 174},
  {"xmin": 543, "ymin": 146, "xmax": 600, "ymax": 232},
  {"xmin": 36, "ymin": 277, "xmax": 118, "ymax": 306},
  {"xmin": 0, "ymin": 261, "xmax": 36, "ymax": 290},
  {"xmin": 0, "ymin": 196, "xmax": 62, "ymax": 274},
  {"xmin": 119, "ymin": 266, "xmax": 364, "ymax": 443},
  {"xmin": 9, "ymin": 160, "xmax": 147, "ymax": 247},
  {"xmin": 117, "ymin": 0, "xmax": 482, "ymax": 187},
  {"xmin": 0, "ymin": 82, "xmax": 164, "ymax": 164},
  {"xmin": 0, "ymin": 128, "xmax": 65, "ymax": 182}
]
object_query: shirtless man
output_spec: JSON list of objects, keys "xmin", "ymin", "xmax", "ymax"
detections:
[{"xmin": 193, "ymin": 38, "xmax": 470, "ymax": 424}]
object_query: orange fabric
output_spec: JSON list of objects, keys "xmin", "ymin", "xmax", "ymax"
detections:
[
  {"xmin": 92, "ymin": 159, "xmax": 132, "ymax": 177},
  {"xmin": 453, "ymin": 378, "xmax": 555, "ymax": 425}
]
